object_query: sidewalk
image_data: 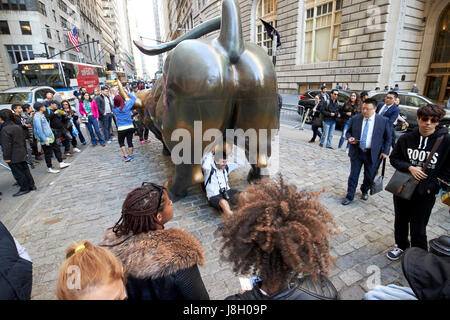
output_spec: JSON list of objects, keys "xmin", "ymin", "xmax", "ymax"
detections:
[{"xmin": 1, "ymin": 124, "xmax": 448, "ymax": 300}]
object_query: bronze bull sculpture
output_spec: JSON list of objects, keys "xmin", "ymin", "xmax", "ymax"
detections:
[{"xmin": 124, "ymin": 0, "xmax": 278, "ymax": 201}]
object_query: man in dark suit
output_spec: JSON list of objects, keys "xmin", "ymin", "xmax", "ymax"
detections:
[
  {"xmin": 342, "ymin": 98, "xmax": 392, "ymax": 205},
  {"xmin": 376, "ymin": 91, "xmax": 400, "ymax": 128}
]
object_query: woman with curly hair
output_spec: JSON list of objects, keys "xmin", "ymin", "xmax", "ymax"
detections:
[
  {"xmin": 221, "ymin": 176, "xmax": 339, "ymax": 300},
  {"xmin": 99, "ymin": 182, "xmax": 209, "ymax": 300}
]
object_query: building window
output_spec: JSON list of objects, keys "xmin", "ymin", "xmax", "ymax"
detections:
[
  {"xmin": 432, "ymin": 5, "xmax": 450, "ymax": 64},
  {"xmin": 60, "ymin": 16, "xmax": 69, "ymax": 29},
  {"xmin": 20, "ymin": 21, "xmax": 32, "ymax": 35},
  {"xmin": 38, "ymin": 1, "xmax": 47, "ymax": 16},
  {"xmin": 256, "ymin": 0, "xmax": 277, "ymax": 56},
  {"xmin": 5, "ymin": 45, "xmax": 34, "ymax": 65},
  {"xmin": 0, "ymin": 20, "xmax": 10, "ymax": 34},
  {"xmin": 58, "ymin": 0, "xmax": 68, "ymax": 14},
  {"xmin": 56, "ymin": 30, "xmax": 61, "ymax": 42},
  {"xmin": 1, "ymin": 0, "xmax": 26, "ymax": 10},
  {"xmin": 45, "ymin": 25, "xmax": 52, "ymax": 39},
  {"xmin": 304, "ymin": 0, "xmax": 342, "ymax": 64},
  {"xmin": 49, "ymin": 47, "xmax": 56, "ymax": 57}
]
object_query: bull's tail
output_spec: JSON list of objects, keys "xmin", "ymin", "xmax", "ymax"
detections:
[
  {"xmin": 218, "ymin": 0, "xmax": 244, "ymax": 64},
  {"xmin": 134, "ymin": 17, "xmax": 221, "ymax": 56}
]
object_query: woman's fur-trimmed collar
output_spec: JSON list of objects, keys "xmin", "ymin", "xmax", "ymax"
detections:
[{"xmin": 99, "ymin": 228, "xmax": 205, "ymax": 279}]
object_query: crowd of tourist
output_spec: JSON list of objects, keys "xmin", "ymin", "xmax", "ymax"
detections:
[
  {"xmin": 1, "ymin": 174, "xmax": 448, "ymax": 301},
  {"xmin": 0, "ymin": 84, "xmax": 151, "ymax": 198},
  {"xmin": 0, "ymin": 81, "xmax": 448, "ymax": 301}
]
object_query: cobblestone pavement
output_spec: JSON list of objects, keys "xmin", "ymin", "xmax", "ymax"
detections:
[{"xmin": 1, "ymin": 124, "xmax": 448, "ymax": 300}]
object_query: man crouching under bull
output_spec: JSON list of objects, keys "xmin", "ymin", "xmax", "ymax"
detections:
[{"xmin": 202, "ymin": 143, "xmax": 246, "ymax": 216}]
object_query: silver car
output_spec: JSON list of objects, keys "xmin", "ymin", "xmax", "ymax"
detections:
[
  {"xmin": 369, "ymin": 91, "xmax": 450, "ymax": 131},
  {"xmin": 0, "ymin": 86, "xmax": 57, "ymax": 111}
]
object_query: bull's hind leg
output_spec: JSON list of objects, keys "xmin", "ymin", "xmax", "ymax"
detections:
[
  {"xmin": 232, "ymin": 45, "xmax": 278, "ymax": 184},
  {"xmin": 164, "ymin": 164, "xmax": 193, "ymax": 202}
]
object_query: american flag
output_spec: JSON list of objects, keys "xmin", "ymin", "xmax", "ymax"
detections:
[{"xmin": 68, "ymin": 27, "xmax": 81, "ymax": 52}]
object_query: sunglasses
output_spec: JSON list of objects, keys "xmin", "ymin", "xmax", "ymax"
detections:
[
  {"xmin": 142, "ymin": 182, "xmax": 166, "ymax": 211},
  {"xmin": 419, "ymin": 116, "xmax": 440, "ymax": 123}
]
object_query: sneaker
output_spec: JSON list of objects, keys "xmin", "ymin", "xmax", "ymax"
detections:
[
  {"xmin": 59, "ymin": 162, "xmax": 71, "ymax": 169},
  {"xmin": 123, "ymin": 156, "xmax": 131, "ymax": 162},
  {"xmin": 73, "ymin": 148, "xmax": 81, "ymax": 153},
  {"xmin": 48, "ymin": 168, "xmax": 60, "ymax": 174},
  {"xmin": 101, "ymin": 144, "xmax": 106, "ymax": 147},
  {"xmin": 140, "ymin": 141, "xmax": 145, "ymax": 144},
  {"xmin": 82, "ymin": 142, "xmax": 87, "ymax": 145},
  {"xmin": 145, "ymin": 139, "xmax": 151, "ymax": 143},
  {"xmin": 65, "ymin": 152, "xmax": 73, "ymax": 157},
  {"xmin": 107, "ymin": 140, "xmax": 112, "ymax": 144},
  {"xmin": 127, "ymin": 156, "xmax": 134, "ymax": 161},
  {"xmin": 386, "ymin": 248, "xmax": 404, "ymax": 261}
]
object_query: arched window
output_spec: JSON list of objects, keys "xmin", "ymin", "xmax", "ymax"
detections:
[
  {"xmin": 432, "ymin": 5, "xmax": 449, "ymax": 64},
  {"xmin": 255, "ymin": 0, "xmax": 277, "ymax": 56},
  {"xmin": 425, "ymin": 5, "xmax": 450, "ymax": 102}
]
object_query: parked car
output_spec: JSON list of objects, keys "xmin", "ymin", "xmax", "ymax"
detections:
[
  {"xmin": 369, "ymin": 91, "xmax": 450, "ymax": 131},
  {"xmin": 0, "ymin": 86, "xmax": 56, "ymax": 111},
  {"xmin": 297, "ymin": 89, "xmax": 358, "ymax": 130}
]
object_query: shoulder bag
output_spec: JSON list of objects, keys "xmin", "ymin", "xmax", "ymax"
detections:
[
  {"xmin": 370, "ymin": 158, "xmax": 386, "ymax": 195},
  {"xmin": 385, "ymin": 136, "xmax": 444, "ymax": 200}
]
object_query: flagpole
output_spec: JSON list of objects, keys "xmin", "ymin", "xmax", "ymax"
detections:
[{"xmin": 272, "ymin": 33, "xmax": 277, "ymax": 66}]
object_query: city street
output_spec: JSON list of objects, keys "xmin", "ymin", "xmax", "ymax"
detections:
[{"xmin": 1, "ymin": 123, "xmax": 448, "ymax": 300}]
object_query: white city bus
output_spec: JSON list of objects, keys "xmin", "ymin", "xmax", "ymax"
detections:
[{"xmin": 15, "ymin": 59, "xmax": 106, "ymax": 103}]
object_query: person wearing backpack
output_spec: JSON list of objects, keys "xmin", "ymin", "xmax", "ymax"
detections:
[{"xmin": 201, "ymin": 143, "xmax": 246, "ymax": 216}]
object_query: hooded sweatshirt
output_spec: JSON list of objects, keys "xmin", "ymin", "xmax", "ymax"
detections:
[{"xmin": 390, "ymin": 127, "xmax": 450, "ymax": 196}]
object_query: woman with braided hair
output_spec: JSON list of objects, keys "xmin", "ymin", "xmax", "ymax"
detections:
[
  {"xmin": 99, "ymin": 183, "xmax": 209, "ymax": 300},
  {"xmin": 223, "ymin": 176, "xmax": 340, "ymax": 300}
]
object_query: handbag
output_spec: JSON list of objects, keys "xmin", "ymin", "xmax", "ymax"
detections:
[
  {"xmin": 370, "ymin": 159, "xmax": 386, "ymax": 195},
  {"xmin": 437, "ymin": 178, "xmax": 450, "ymax": 206},
  {"xmin": 385, "ymin": 136, "xmax": 444, "ymax": 200}
]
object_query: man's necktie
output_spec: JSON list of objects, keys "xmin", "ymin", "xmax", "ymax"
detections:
[
  {"xmin": 381, "ymin": 105, "xmax": 389, "ymax": 116},
  {"xmin": 360, "ymin": 118, "xmax": 370, "ymax": 150}
]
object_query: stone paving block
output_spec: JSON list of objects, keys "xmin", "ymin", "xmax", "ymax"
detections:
[
  {"xmin": 334, "ymin": 243, "xmax": 354, "ymax": 256},
  {"xmin": 348, "ymin": 235, "xmax": 369, "ymax": 249},
  {"xmin": 330, "ymin": 276, "xmax": 346, "ymax": 292},
  {"xmin": 365, "ymin": 231, "xmax": 382, "ymax": 242},
  {"xmin": 339, "ymin": 284, "xmax": 366, "ymax": 300},
  {"xmin": 2, "ymin": 127, "xmax": 447, "ymax": 300}
]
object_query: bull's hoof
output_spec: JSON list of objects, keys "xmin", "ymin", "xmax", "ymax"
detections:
[
  {"xmin": 162, "ymin": 147, "xmax": 171, "ymax": 156},
  {"xmin": 164, "ymin": 179, "xmax": 188, "ymax": 202},
  {"xmin": 247, "ymin": 167, "xmax": 270, "ymax": 185},
  {"xmin": 166, "ymin": 189, "xmax": 187, "ymax": 203}
]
